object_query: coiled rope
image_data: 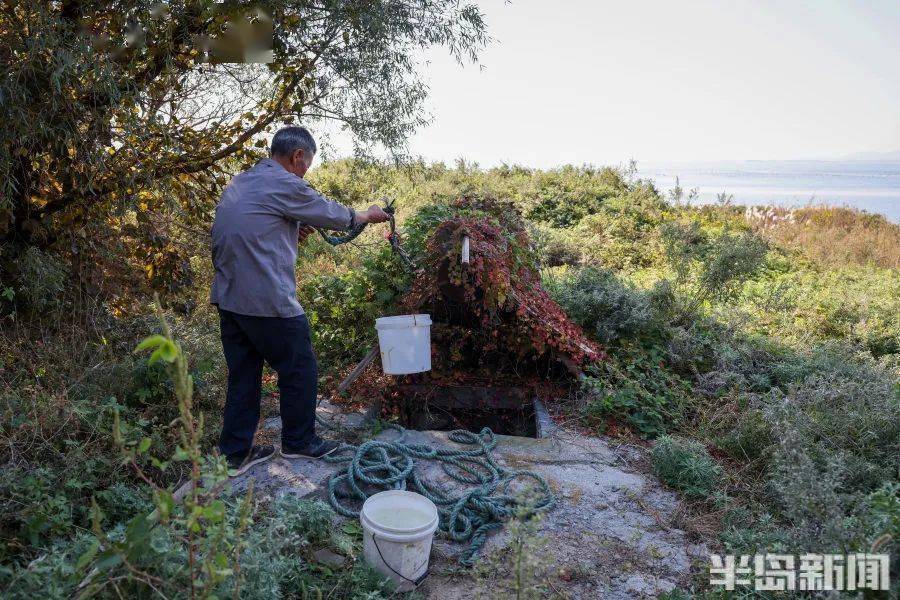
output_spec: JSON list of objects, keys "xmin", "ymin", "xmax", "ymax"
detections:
[{"xmin": 324, "ymin": 426, "xmax": 556, "ymax": 565}]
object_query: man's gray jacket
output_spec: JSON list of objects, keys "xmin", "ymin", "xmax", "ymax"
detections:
[{"xmin": 210, "ymin": 158, "xmax": 355, "ymax": 317}]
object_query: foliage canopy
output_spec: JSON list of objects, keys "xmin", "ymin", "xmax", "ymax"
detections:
[{"xmin": 0, "ymin": 0, "xmax": 487, "ymax": 305}]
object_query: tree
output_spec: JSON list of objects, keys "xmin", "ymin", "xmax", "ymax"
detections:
[{"xmin": 0, "ymin": 1, "xmax": 487, "ymax": 308}]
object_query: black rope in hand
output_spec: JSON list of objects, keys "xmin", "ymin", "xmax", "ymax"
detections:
[
  {"xmin": 315, "ymin": 199, "xmax": 416, "ymax": 272},
  {"xmin": 317, "ymin": 222, "xmax": 368, "ymax": 246}
]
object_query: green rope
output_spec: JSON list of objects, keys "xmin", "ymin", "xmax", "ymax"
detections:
[{"xmin": 324, "ymin": 426, "xmax": 556, "ymax": 566}]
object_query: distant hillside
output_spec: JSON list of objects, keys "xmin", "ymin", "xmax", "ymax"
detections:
[{"xmin": 841, "ymin": 149, "xmax": 900, "ymax": 161}]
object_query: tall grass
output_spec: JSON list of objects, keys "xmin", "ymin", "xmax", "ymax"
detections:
[{"xmin": 746, "ymin": 205, "xmax": 900, "ymax": 269}]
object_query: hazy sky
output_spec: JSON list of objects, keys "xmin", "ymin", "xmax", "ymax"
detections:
[{"xmin": 329, "ymin": 0, "xmax": 900, "ymax": 166}]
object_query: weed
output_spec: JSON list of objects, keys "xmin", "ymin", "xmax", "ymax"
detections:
[
  {"xmin": 581, "ymin": 343, "xmax": 690, "ymax": 437},
  {"xmin": 651, "ymin": 436, "xmax": 722, "ymax": 498},
  {"xmin": 473, "ymin": 500, "xmax": 553, "ymax": 599}
]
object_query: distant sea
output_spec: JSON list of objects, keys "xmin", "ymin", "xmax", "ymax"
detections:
[{"xmin": 637, "ymin": 160, "xmax": 900, "ymax": 223}]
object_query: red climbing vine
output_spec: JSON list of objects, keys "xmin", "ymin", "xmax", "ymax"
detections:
[{"xmin": 402, "ymin": 196, "xmax": 605, "ymax": 377}]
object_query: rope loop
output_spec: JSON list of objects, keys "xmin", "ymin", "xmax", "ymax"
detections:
[{"xmin": 324, "ymin": 426, "xmax": 555, "ymax": 565}]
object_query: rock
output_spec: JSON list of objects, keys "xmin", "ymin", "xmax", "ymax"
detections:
[
  {"xmin": 620, "ymin": 574, "xmax": 676, "ymax": 597},
  {"xmin": 312, "ymin": 548, "xmax": 346, "ymax": 569}
]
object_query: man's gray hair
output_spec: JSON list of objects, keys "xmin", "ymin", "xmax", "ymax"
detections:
[{"xmin": 270, "ymin": 126, "xmax": 317, "ymax": 158}]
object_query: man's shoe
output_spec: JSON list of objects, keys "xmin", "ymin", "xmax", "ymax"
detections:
[
  {"xmin": 226, "ymin": 444, "xmax": 275, "ymax": 477},
  {"xmin": 281, "ymin": 436, "xmax": 341, "ymax": 459}
]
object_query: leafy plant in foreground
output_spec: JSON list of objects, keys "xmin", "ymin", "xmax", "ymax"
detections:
[
  {"xmin": 77, "ymin": 296, "xmax": 250, "ymax": 598},
  {"xmin": 579, "ymin": 342, "xmax": 690, "ymax": 438},
  {"xmin": 545, "ymin": 265, "xmax": 655, "ymax": 343}
]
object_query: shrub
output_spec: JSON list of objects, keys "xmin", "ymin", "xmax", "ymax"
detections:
[
  {"xmin": 651, "ymin": 435, "xmax": 722, "ymax": 498},
  {"xmin": 3, "ymin": 246, "xmax": 68, "ymax": 315},
  {"xmin": 665, "ymin": 321, "xmax": 798, "ymax": 398},
  {"xmin": 720, "ymin": 409, "xmax": 773, "ymax": 462},
  {"xmin": 698, "ymin": 232, "xmax": 768, "ymax": 302},
  {"xmin": 530, "ymin": 225, "xmax": 584, "ymax": 267},
  {"xmin": 0, "ymin": 533, "xmax": 99, "ymax": 599},
  {"xmin": 866, "ymin": 483, "xmax": 900, "ymax": 544},
  {"xmin": 234, "ymin": 497, "xmax": 394, "ymax": 599},
  {"xmin": 581, "ymin": 344, "xmax": 690, "ymax": 437},
  {"xmin": 515, "ymin": 165, "xmax": 628, "ymax": 228},
  {"xmin": 658, "ymin": 223, "xmax": 768, "ymax": 322},
  {"xmin": 576, "ymin": 187, "xmax": 669, "ymax": 270},
  {"xmin": 299, "ymin": 244, "xmax": 409, "ymax": 374},
  {"xmin": 761, "ymin": 358, "xmax": 898, "ymax": 496},
  {"xmin": 300, "ymin": 269, "xmax": 381, "ymax": 370},
  {"xmin": 757, "ymin": 360, "xmax": 898, "ymax": 553},
  {"xmin": 14, "ymin": 303, "xmax": 397, "ymax": 599},
  {"xmin": 0, "ymin": 496, "xmax": 394, "ymax": 600},
  {"xmin": 545, "ymin": 266, "xmax": 655, "ymax": 343},
  {"xmin": 714, "ymin": 350, "xmax": 900, "ymax": 558}
]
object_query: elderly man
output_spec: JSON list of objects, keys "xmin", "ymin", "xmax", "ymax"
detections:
[{"xmin": 211, "ymin": 126, "xmax": 389, "ymax": 476}]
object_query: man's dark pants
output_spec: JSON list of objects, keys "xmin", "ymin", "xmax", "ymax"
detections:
[{"xmin": 217, "ymin": 308, "xmax": 318, "ymax": 459}]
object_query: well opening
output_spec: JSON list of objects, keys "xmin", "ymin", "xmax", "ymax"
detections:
[{"xmin": 396, "ymin": 384, "xmax": 537, "ymax": 437}]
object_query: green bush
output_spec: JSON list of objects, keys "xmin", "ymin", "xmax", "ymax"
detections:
[
  {"xmin": 866, "ymin": 483, "xmax": 900, "ymax": 544},
  {"xmin": 531, "ymin": 225, "xmax": 584, "ymax": 267},
  {"xmin": 581, "ymin": 344, "xmax": 690, "ymax": 437},
  {"xmin": 0, "ymin": 497, "xmax": 394, "ymax": 600},
  {"xmin": 755, "ymin": 359, "xmax": 899, "ymax": 549},
  {"xmin": 235, "ymin": 498, "xmax": 394, "ymax": 599},
  {"xmin": 713, "ymin": 347, "xmax": 899, "ymax": 561},
  {"xmin": 545, "ymin": 266, "xmax": 655, "ymax": 343},
  {"xmin": 0, "ymin": 533, "xmax": 99, "ymax": 599},
  {"xmin": 664, "ymin": 320, "xmax": 800, "ymax": 398},
  {"xmin": 299, "ymin": 244, "xmax": 409, "ymax": 374},
  {"xmin": 514, "ymin": 165, "xmax": 628, "ymax": 228},
  {"xmin": 0, "ymin": 307, "xmax": 397, "ymax": 599},
  {"xmin": 0, "ymin": 391, "xmax": 158, "ymax": 558},
  {"xmin": 720, "ymin": 409, "xmax": 773, "ymax": 462},
  {"xmin": 657, "ymin": 223, "xmax": 768, "ymax": 323},
  {"xmin": 762, "ymin": 357, "xmax": 898, "ymax": 496},
  {"xmin": 3, "ymin": 246, "xmax": 69, "ymax": 315},
  {"xmin": 651, "ymin": 435, "xmax": 722, "ymax": 498},
  {"xmin": 575, "ymin": 186, "xmax": 669, "ymax": 270}
]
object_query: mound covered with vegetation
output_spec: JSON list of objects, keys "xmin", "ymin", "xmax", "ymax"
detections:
[{"xmin": 401, "ymin": 196, "xmax": 602, "ymax": 377}]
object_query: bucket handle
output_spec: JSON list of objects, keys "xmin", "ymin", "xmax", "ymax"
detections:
[{"xmin": 372, "ymin": 534, "xmax": 429, "ymax": 587}]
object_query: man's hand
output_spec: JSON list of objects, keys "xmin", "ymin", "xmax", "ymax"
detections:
[
  {"xmin": 298, "ymin": 224, "xmax": 315, "ymax": 245},
  {"xmin": 356, "ymin": 204, "xmax": 391, "ymax": 224}
]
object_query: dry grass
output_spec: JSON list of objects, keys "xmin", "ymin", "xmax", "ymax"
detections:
[{"xmin": 746, "ymin": 205, "xmax": 900, "ymax": 269}]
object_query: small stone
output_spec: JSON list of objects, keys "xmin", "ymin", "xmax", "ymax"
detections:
[
  {"xmin": 623, "ymin": 574, "xmax": 652, "ymax": 595},
  {"xmin": 655, "ymin": 580, "xmax": 676, "ymax": 594},
  {"xmin": 312, "ymin": 548, "xmax": 346, "ymax": 569}
]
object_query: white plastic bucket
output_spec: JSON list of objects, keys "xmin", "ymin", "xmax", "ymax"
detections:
[
  {"xmin": 375, "ymin": 314, "xmax": 432, "ymax": 375},
  {"xmin": 360, "ymin": 490, "xmax": 439, "ymax": 591}
]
